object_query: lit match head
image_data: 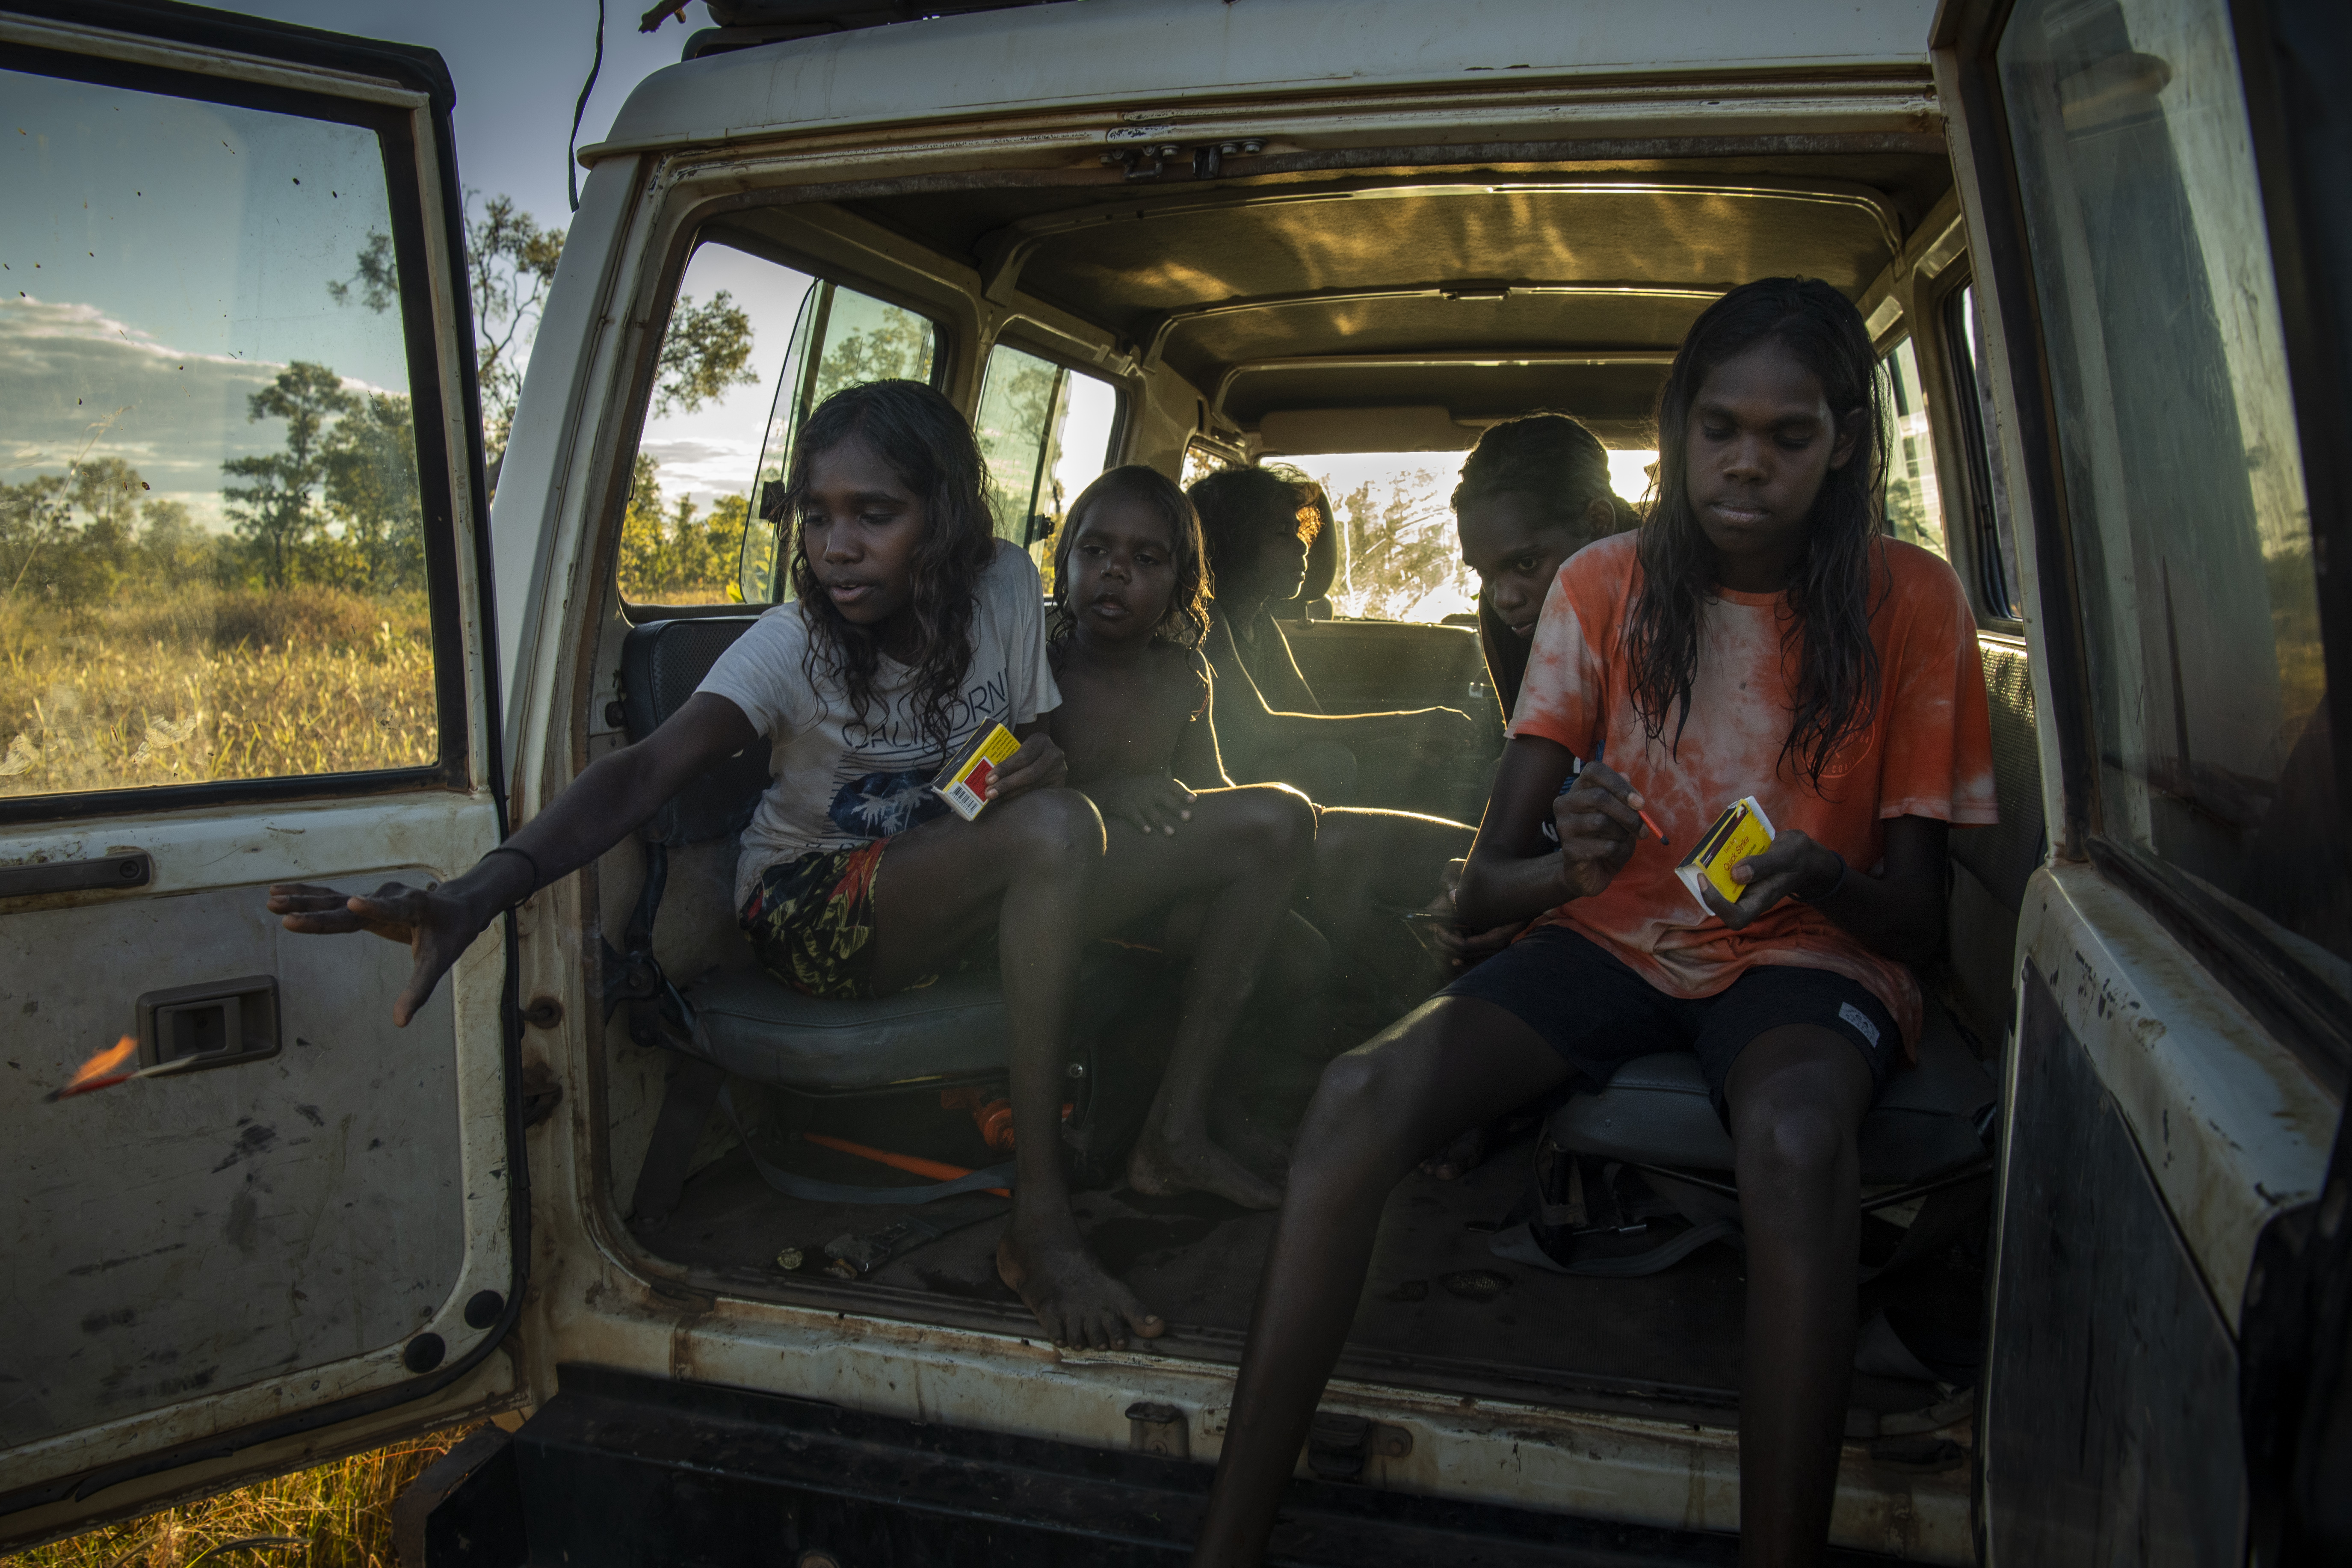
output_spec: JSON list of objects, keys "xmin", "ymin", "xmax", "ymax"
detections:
[{"xmin": 46, "ymin": 1035, "xmax": 138, "ymax": 1102}]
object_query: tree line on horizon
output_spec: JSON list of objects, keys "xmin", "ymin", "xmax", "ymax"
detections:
[{"xmin": 2, "ymin": 191, "xmax": 756, "ymax": 616}]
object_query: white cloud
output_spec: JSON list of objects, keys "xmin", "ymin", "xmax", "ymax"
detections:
[
  {"xmin": 637, "ymin": 434, "xmax": 757, "ymax": 509},
  {"xmin": 0, "ymin": 296, "xmax": 399, "ymax": 531}
]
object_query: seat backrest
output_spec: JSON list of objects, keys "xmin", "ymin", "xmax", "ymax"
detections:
[
  {"xmin": 620, "ymin": 617, "xmax": 773, "ymax": 846},
  {"xmin": 1953, "ymin": 636, "xmax": 2045, "ymax": 913},
  {"xmin": 1940, "ymin": 635, "xmax": 2047, "ymax": 1043}
]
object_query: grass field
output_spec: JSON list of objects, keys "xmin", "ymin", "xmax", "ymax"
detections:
[
  {"xmin": 0, "ymin": 588, "xmax": 438, "ymax": 798},
  {"xmin": 3, "ymin": 1428, "xmax": 477, "ymax": 1568}
]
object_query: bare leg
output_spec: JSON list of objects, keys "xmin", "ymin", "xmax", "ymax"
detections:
[
  {"xmin": 1724, "ymin": 1025, "xmax": 1874, "ymax": 1565},
  {"xmin": 1109, "ymin": 787, "xmax": 1315, "ymax": 1209},
  {"xmin": 1189, "ymin": 997, "xmax": 1568, "ymax": 1565},
  {"xmin": 870, "ymin": 784, "xmax": 1313, "ymax": 1345},
  {"xmin": 1304, "ymin": 807, "xmax": 1474, "ymax": 1018},
  {"xmin": 870, "ymin": 788, "xmax": 1149, "ymax": 1350}
]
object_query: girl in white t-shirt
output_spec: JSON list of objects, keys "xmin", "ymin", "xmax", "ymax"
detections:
[{"xmin": 269, "ymin": 380, "xmax": 1295, "ymax": 1353}]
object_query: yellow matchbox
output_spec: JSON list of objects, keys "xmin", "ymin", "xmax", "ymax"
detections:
[
  {"xmin": 931, "ymin": 723, "xmax": 1021, "ymax": 820},
  {"xmin": 1675, "ymin": 795, "xmax": 1777, "ymax": 911}
]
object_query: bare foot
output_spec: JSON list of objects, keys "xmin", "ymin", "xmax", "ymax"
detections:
[
  {"xmin": 1420, "ymin": 1121, "xmax": 1493, "ymax": 1181},
  {"xmin": 997, "ymin": 1215, "xmax": 1164, "ymax": 1349},
  {"xmin": 1127, "ymin": 1123, "xmax": 1284, "ymax": 1209}
]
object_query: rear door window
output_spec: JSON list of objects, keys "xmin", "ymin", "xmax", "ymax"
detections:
[
  {"xmin": 1880, "ymin": 336, "xmax": 1949, "ymax": 560},
  {"xmin": 2, "ymin": 65, "xmax": 451, "ymax": 801}
]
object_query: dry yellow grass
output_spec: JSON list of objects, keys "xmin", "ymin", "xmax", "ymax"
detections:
[
  {"xmin": 3, "ymin": 1427, "xmax": 477, "ymax": 1568},
  {"xmin": 0, "ymin": 590, "xmax": 437, "ymax": 798}
]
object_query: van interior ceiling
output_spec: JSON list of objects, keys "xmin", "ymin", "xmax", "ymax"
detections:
[{"xmin": 589, "ymin": 141, "xmax": 1992, "ymax": 1443}]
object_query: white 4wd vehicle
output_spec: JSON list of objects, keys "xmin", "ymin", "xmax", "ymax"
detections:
[{"xmin": 5, "ymin": 1, "xmax": 2348, "ymax": 1563}]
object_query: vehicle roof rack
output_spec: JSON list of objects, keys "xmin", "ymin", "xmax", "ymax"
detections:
[{"xmin": 680, "ymin": 0, "xmax": 1073, "ymax": 62}]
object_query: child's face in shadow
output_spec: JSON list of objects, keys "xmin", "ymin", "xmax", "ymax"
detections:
[
  {"xmin": 801, "ymin": 435, "xmax": 926, "ymax": 628},
  {"xmin": 1683, "ymin": 340, "xmax": 1861, "ymax": 589},
  {"xmin": 1223, "ymin": 513, "xmax": 1311, "ymax": 608},
  {"xmin": 1065, "ymin": 496, "xmax": 1177, "ymax": 647},
  {"xmin": 1457, "ymin": 491, "xmax": 1609, "ymax": 641}
]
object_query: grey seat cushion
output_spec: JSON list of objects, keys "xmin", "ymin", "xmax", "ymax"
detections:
[
  {"xmin": 1546, "ymin": 1001, "xmax": 1996, "ymax": 1186},
  {"xmin": 681, "ymin": 967, "xmax": 1010, "ymax": 1094}
]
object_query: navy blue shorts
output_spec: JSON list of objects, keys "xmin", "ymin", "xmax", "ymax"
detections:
[{"xmin": 1439, "ymin": 925, "xmax": 1899, "ymax": 1120}]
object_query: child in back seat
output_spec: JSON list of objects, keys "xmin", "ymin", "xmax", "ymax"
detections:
[
  {"xmin": 1188, "ymin": 278, "xmax": 1998, "ymax": 1565},
  {"xmin": 268, "ymin": 380, "xmax": 1296, "ymax": 1353},
  {"xmin": 1043, "ymin": 466, "xmax": 1330, "ymax": 1163}
]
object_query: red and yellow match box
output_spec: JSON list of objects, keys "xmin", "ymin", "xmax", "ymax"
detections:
[{"xmin": 931, "ymin": 723, "xmax": 1021, "ymax": 820}]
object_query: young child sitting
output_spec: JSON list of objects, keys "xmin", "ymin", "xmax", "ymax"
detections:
[
  {"xmin": 268, "ymin": 380, "xmax": 1281, "ymax": 1352},
  {"xmin": 1187, "ymin": 464, "xmax": 1473, "ymax": 804},
  {"xmin": 1418, "ymin": 413, "xmax": 1636, "ymax": 1175},
  {"xmin": 1186, "ymin": 464, "xmax": 1481, "ymax": 1015},
  {"xmin": 1453, "ymin": 412, "xmax": 1638, "ymax": 719},
  {"xmin": 1040, "ymin": 463, "xmax": 1321, "ymax": 1207},
  {"xmin": 1189, "ymin": 278, "xmax": 1997, "ymax": 1565}
]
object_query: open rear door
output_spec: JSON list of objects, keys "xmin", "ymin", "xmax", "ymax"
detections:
[
  {"xmin": 0, "ymin": 0, "xmax": 518, "ymax": 1544},
  {"xmin": 1932, "ymin": 0, "xmax": 2352, "ymax": 1558}
]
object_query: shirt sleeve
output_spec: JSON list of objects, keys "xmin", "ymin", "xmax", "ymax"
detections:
[
  {"xmin": 995, "ymin": 541, "xmax": 1060, "ymax": 723},
  {"xmin": 695, "ymin": 607, "xmax": 815, "ymax": 741},
  {"xmin": 1505, "ymin": 540, "xmax": 1616, "ymax": 757},
  {"xmin": 1877, "ymin": 550, "xmax": 2000, "ymax": 825}
]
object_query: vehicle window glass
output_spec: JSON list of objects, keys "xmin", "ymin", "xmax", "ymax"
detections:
[
  {"xmin": 1180, "ymin": 440, "xmax": 1232, "ymax": 491},
  {"xmin": 973, "ymin": 345, "xmax": 1118, "ymax": 583},
  {"xmin": 1881, "ymin": 337, "xmax": 1948, "ymax": 560},
  {"xmin": 1281, "ymin": 447, "xmax": 1656, "ymax": 622},
  {"xmin": 1946, "ymin": 284, "xmax": 2026, "ymax": 618},
  {"xmin": 736, "ymin": 281, "xmax": 938, "ymax": 603},
  {"xmin": 2, "ymin": 67, "xmax": 437, "ymax": 800},
  {"xmin": 619, "ymin": 241, "xmax": 806, "ymax": 605},
  {"xmin": 2000, "ymin": 0, "xmax": 2348, "ymax": 996}
]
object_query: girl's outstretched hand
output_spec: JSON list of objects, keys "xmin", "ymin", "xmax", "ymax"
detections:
[
  {"xmin": 982, "ymin": 731, "xmax": 1068, "ymax": 805},
  {"xmin": 1092, "ymin": 775, "xmax": 1196, "ymax": 837},
  {"xmin": 267, "ymin": 880, "xmax": 494, "ymax": 1028},
  {"xmin": 1702, "ymin": 828, "xmax": 1840, "ymax": 929},
  {"xmin": 1552, "ymin": 760, "xmax": 1653, "ymax": 901}
]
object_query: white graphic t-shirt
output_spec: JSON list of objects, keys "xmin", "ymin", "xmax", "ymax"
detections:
[{"xmin": 697, "ymin": 540, "xmax": 1059, "ymax": 908}]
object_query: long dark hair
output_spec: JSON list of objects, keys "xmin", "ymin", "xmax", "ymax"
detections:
[
  {"xmin": 783, "ymin": 379, "xmax": 998, "ymax": 756},
  {"xmin": 1049, "ymin": 464, "xmax": 1211, "ymax": 649},
  {"xmin": 1452, "ymin": 413, "xmax": 1636, "ymax": 715},
  {"xmin": 1627, "ymin": 277, "xmax": 1890, "ymax": 787}
]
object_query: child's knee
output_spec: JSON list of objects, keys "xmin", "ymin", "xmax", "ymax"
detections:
[
  {"xmin": 998, "ymin": 786, "xmax": 1104, "ymax": 867},
  {"xmin": 1236, "ymin": 783, "xmax": 1316, "ymax": 864},
  {"xmin": 1734, "ymin": 1095, "xmax": 1851, "ymax": 1182}
]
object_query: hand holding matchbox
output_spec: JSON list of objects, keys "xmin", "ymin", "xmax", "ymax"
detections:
[
  {"xmin": 1676, "ymin": 795, "xmax": 1778, "ymax": 914},
  {"xmin": 931, "ymin": 723, "xmax": 1022, "ymax": 820}
]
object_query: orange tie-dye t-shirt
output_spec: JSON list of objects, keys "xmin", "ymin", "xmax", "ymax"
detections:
[{"xmin": 1509, "ymin": 532, "xmax": 1997, "ymax": 1050}]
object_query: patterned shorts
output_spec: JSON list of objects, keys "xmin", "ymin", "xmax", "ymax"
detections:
[
  {"xmin": 739, "ymin": 840, "xmax": 893, "ymax": 1000},
  {"xmin": 739, "ymin": 839, "xmax": 988, "ymax": 1000}
]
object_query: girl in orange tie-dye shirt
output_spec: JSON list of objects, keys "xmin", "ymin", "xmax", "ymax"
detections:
[{"xmin": 1192, "ymin": 278, "xmax": 1996, "ymax": 1568}]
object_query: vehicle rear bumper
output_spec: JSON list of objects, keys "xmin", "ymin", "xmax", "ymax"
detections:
[{"xmin": 401, "ymin": 1363, "xmax": 1917, "ymax": 1566}]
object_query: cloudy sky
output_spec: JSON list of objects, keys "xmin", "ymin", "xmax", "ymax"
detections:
[{"xmin": 1, "ymin": 2, "xmax": 781, "ymax": 524}]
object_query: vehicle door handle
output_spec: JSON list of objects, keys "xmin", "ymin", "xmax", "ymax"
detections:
[
  {"xmin": 137, "ymin": 976, "xmax": 281, "ymax": 1072},
  {"xmin": 0, "ymin": 850, "xmax": 152, "ymax": 898}
]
